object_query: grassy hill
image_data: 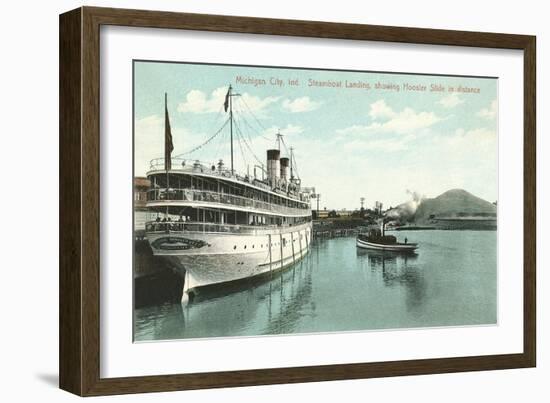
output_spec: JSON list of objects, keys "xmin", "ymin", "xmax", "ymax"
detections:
[{"xmin": 414, "ymin": 189, "xmax": 496, "ymax": 224}]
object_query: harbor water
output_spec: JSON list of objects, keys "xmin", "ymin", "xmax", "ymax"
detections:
[{"xmin": 134, "ymin": 230, "xmax": 497, "ymax": 341}]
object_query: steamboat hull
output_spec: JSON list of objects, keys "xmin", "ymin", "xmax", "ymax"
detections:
[
  {"xmin": 356, "ymin": 236, "xmax": 418, "ymax": 252},
  {"xmin": 147, "ymin": 223, "xmax": 312, "ymax": 295}
]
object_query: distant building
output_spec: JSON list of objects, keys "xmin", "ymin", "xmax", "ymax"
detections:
[
  {"xmin": 374, "ymin": 201, "xmax": 383, "ymax": 214},
  {"xmin": 134, "ymin": 177, "xmax": 150, "ymax": 211},
  {"xmin": 316, "ymin": 209, "xmax": 354, "ymax": 219},
  {"xmin": 337, "ymin": 209, "xmax": 353, "ymax": 217},
  {"xmin": 317, "ymin": 210, "xmax": 329, "ymax": 219}
]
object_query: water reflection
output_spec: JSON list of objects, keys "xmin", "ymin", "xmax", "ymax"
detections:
[
  {"xmin": 135, "ymin": 253, "xmax": 315, "ymax": 340},
  {"xmin": 135, "ymin": 231, "xmax": 497, "ymax": 341},
  {"xmin": 356, "ymin": 248, "xmax": 426, "ymax": 312},
  {"xmin": 262, "ymin": 258, "xmax": 315, "ymax": 335}
]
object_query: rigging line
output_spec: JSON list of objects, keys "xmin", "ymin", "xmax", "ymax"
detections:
[
  {"xmin": 236, "ymin": 98, "xmax": 276, "ymax": 144},
  {"xmin": 291, "ymin": 150, "xmax": 300, "ymax": 179},
  {"xmin": 233, "ymin": 101, "xmax": 259, "ymax": 143},
  {"xmin": 234, "ymin": 122, "xmax": 249, "ymax": 172},
  {"xmin": 234, "ymin": 118, "xmax": 259, "ymax": 167},
  {"xmin": 237, "ymin": 105, "xmax": 273, "ymax": 144},
  {"xmin": 199, "ymin": 107, "xmax": 223, "ymax": 161},
  {"xmin": 233, "ymin": 100, "xmax": 268, "ymax": 143},
  {"xmin": 211, "ymin": 109, "xmax": 230, "ymax": 163},
  {"xmin": 279, "ymin": 136, "xmax": 290, "ymax": 156},
  {"xmin": 240, "ymin": 96, "xmax": 273, "ymax": 135},
  {"xmin": 234, "ymin": 116, "xmax": 260, "ymax": 163},
  {"xmin": 210, "ymin": 103, "xmax": 225, "ymax": 128},
  {"xmin": 213, "ymin": 121, "xmax": 226, "ymax": 161},
  {"xmin": 234, "ymin": 118, "xmax": 263, "ymax": 166},
  {"xmin": 173, "ymin": 117, "xmax": 230, "ymax": 158}
]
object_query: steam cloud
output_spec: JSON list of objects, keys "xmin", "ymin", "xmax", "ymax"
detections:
[{"xmin": 385, "ymin": 189, "xmax": 425, "ymax": 221}]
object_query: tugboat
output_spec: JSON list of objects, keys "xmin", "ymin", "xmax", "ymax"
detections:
[{"xmin": 356, "ymin": 223, "xmax": 418, "ymax": 252}]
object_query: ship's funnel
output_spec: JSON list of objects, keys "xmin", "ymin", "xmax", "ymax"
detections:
[
  {"xmin": 280, "ymin": 157, "xmax": 289, "ymax": 181},
  {"xmin": 267, "ymin": 149, "xmax": 280, "ymax": 182}
]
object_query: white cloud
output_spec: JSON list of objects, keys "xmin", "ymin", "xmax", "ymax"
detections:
[
  {"xmin": 240, "ymin": 93, "xmax": 280, "ymax": 114},
  {"xmin": 438, "ymin": 93, "xmax": 464, "ymax": 108},
  {"xmin": 177, "ymin": 87, "xmax": 279, "ymax": 114},
  {"xmin": 368, "ymin": 99, "xmax": 396, "ymax": 120},
  {"xmin": 332, "ymin": 100, "xmax": 443, "ymax": 153},
  {"xmin": 372, "ymin": 108, "xmax": 440, "ymax": 134},
  {"xmin": 134, "ymin": 114, "xmax": 199, "ymax": 176},
  {"xmin": 134, "ymin": 115, "xmax": 165, "ymax": 175},
  {"xmin": 282, "ymin": 96, "xmax": 321, "ymax": 113},
  {"xmin": 448, "ymin": 127, "xmax": 496, "ymax": 148},
  {"xmin": 177, "ymin": 87, "xmax": 225, "ymax": 113},
  {"xmin": 339, "ymin": 101, "xmax": 441, "ymax": 136},
  {"xmin": 477, "ymin": 100, "xmax": 497, "ymax": 120}
]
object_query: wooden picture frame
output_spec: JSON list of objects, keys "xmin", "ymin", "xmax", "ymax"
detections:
[{"xmin": 59, "ymin": 6, "xmax": 536, "ymax": 396}]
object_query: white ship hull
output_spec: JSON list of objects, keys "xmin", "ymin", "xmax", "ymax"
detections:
[
  {"xmin": 356, "ymin": 237, "xmax": 418, "ymax": 252},
  {"xmin": 147, "ymin": 222, "xmax": 312, "ymax": 295}
]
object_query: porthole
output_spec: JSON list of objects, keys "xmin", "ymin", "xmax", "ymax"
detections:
[
  {"xmin": 244, "ymin": 245, "xmax": 247, "ymax": 249},
  {"xmin": 233, "ymin": 245, "xmax": 237, "ymax": 249}
]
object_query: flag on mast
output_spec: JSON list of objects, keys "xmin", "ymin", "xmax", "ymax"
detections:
[
  {"xmin": 224, "ymin": 85, "xmax": 231, "ymax": 112},
  {"xmin": 164, "ymin": 93, "xmax": 174, "ymax": 170}
]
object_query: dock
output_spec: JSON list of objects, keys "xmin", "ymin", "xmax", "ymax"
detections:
[{"xmin": 313, "ymin": 228, "xmax": 358, "ymax": 238}]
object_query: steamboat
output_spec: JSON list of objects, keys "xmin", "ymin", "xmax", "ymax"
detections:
[
  {"xmin": 144, "ymin": 87, "xmax": 313, "ymax": 301},
  {"xmin": 356, "ymin": 223, "xmax": 418, "ymax": 252}
]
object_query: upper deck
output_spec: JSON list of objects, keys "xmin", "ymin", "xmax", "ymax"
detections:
[{"xmin": 146, "ymin": 157, "xmax": 312, "ymax": 209}]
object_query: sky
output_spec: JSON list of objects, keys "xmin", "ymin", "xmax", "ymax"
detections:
[{"xmin": 134, "ymin": 60, "xmax": 498, "ymax": 210}]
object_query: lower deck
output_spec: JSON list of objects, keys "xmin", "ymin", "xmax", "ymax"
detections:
[{"xmin": 146, "ymin": 222, "xmax": 312, "ymax": 293}]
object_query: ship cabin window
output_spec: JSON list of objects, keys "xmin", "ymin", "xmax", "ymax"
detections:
[
  {"xmin": 148, "ymin": 172, "xmax": 310, "ymax": 210},
  {"xmin": 159, "ymin": 206, "xmax": 311, "ymax": 229}
]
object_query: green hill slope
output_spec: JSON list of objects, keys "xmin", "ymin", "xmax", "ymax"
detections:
[{"xmin": 414, "ymin": 189, "xmax": 496, "ymax": 224}]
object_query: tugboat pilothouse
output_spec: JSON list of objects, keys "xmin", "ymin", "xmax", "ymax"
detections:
[{"xmin": 144, "ymin": 87, "xmax": 313, "ymax": 300}]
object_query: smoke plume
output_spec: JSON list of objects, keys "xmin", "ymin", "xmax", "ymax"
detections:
[{"xmin": 385, "ymin": 189, "xmax": 425, "ymax": 222}]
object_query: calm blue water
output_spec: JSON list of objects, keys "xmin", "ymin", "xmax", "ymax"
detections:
[{"xmin": 134, "ymin": 230, "xmax": 496, "ymax": 341}]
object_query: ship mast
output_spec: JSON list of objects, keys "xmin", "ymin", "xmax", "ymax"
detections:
[
  {"xmin": 229, "ymin": 85, "xmax": 234, "ymax": 174},
  {"xmin": 276, "ymin": 129, "xmax": 282, "ymax": 151},
  {"xmin": 290, "ymin": 146, "xmax": 294, "ymax": 180},
  {"xmin": 226, "ymin": 84, "xmax": 240, "ymax": 175}
]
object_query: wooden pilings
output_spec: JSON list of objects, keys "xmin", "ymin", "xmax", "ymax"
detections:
[
  {"xmin": 268, "ymin": 234, "xmax": 272, "ymax": 274},
  {"xmin": 312, "ymin": 228, "xmax": 358, "ymax": 239},
  {"xmin": 291, "ymin": 232, "xmax": 296, "ymax": 265}
]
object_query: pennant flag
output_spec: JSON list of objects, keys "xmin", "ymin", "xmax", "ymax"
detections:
[
  {"xmin": 164, "ymin": 93, "xmax": 174, "ymax": 170},
  {"xmin": 224, "ymin": 86, "xmax": 231, "ymax": 112}
]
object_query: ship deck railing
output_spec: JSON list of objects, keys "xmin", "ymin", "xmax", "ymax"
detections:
[
  {"xmin": 148, "ymin": 158, "xmax": 273, "ymax": 192},
  {"xmin": 150, "ymin": 157, "xmax": 244, "ymax": 177},
  {"xmin": 147, "ymin": 157, "xmax": 307, "ymax": 200},
  {"xmin": 147, "ymin": 188, "xmax": 310, "ymax": 216},
  {"xmin": 144, "ymin": 221, "xmax": 310, "ymax": 235}
]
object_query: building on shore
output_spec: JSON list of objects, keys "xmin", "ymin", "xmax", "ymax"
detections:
[
  {"xmin": 134, "ymin": 177, "xmax": 151, "ymax": 233},
  {"xmin": 337, "ymin": 209, "xmax": 353, "ymax": 217},
  {"xmin": 134, "ymin": 177, "xmax": 151, "ymax": 211}
]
